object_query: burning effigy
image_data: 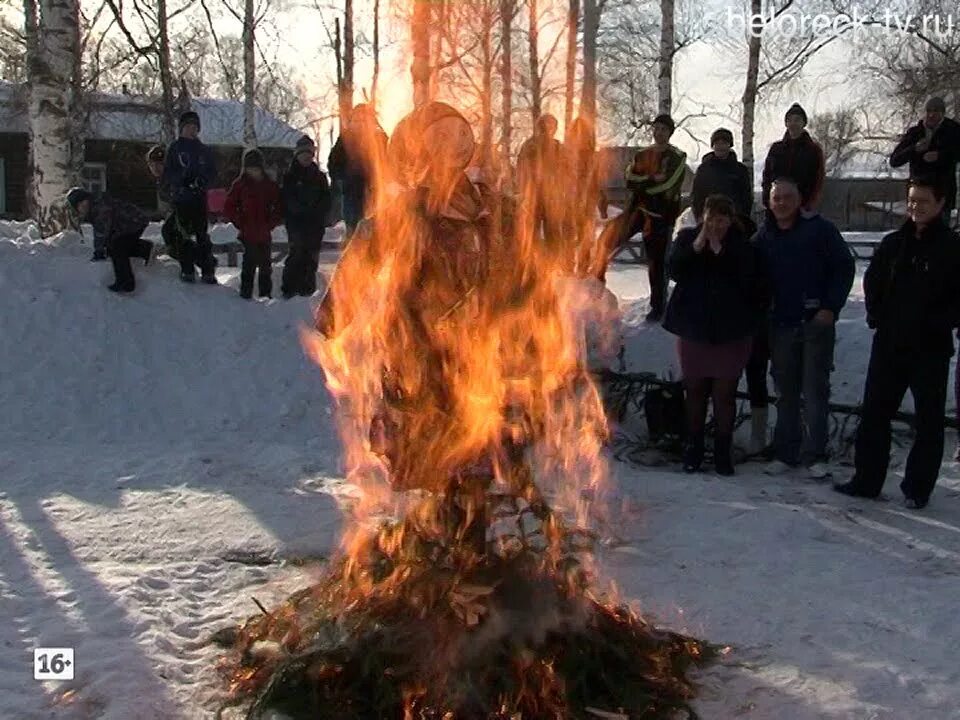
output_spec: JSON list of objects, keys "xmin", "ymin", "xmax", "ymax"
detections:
[{"xmin": 217, "ymin": 102, "xmax": 714, "ymax": 719}]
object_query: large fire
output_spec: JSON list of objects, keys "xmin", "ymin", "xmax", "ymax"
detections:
[{"xmin": 218, "ymin": 36, "xmax": 712, "ymax": 719}]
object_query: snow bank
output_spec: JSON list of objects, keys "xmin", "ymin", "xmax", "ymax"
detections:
[{"xmin": 2, "ymin": 219, "xmax": 959, "ymax": 720}]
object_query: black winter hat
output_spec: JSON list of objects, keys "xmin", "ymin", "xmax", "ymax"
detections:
[
  {"xmin": 295, "ymin": 135, "xmax": 316, "ymax": 154},
  {"xmin": 179, "ymin": 110, "xmax": 201, "ymax": 132},
  {"xmin": 925, "ymin": 96, "xmax": 947, "ymax": 113},
  {"xmin": 652, "ymin": 114, "xmax": 675, "ymax": 133},
  {"xmin": 66, "ymin": 187, "xmax": 91, "ymax": 210},
  {"xmin": 710, "ymin": 127, "xmax": 734, "ymax": 147},
  {"xmin": 784, "ymin": 103, "xmax": 807, "ymax": 124},
  {"xmin": 242, "ymin": 148, "xmax": 264, "ymax": 170}
]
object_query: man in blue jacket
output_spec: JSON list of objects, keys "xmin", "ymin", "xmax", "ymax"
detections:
[
  {"xmin": 756, "ymin": 177, "xmax": 855, "ymax": 478},
  {"xmin": 162, "ymin": 110, "xmax": 218, "ymax": 283}
]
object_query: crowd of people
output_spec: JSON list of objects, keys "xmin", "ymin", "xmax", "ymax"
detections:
[
  {"xmin": 658, "ymin": 96, "xmax": 960, "ymax": 511},
  {"xmin": 60, "ymin": 95, "xmax": 960, "ymax": 510}
]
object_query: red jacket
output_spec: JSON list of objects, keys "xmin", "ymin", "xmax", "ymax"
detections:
[{"xmin": 224, "ymin": 174, "xmax": 283, "ymax": 245}]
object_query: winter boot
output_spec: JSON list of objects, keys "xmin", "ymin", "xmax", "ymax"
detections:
[
  {"xmin": 91, "ymin": 250, "xmax": 108, "ymax": 262},
  {"xmin": 682, "ymin": 434, "xmax": 705, "ymax": 473},
  {"xmin": 180, "ymin": 271, "xmax": 196, "ymax": 283},
  {"xmin": 749, "ymin": 406, "xmax": 769, "ymax": 455},
  {"xmin": 201, "ymin": 273, "xmax": 218, "ymax": 285},
  {"xmin": 714, "ymin": 434, "xmax": 735, "ymax": 476},
  {"xmin": 107, "ymin": 282, "xmax": 134, "ymax": 294}
]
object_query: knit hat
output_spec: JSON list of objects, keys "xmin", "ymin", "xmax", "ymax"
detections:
[
  {"xmin": 295, "ymin": 134, "xmax": 316, "ymax": 155},
  {"xmin": 710, "ymin": 127, "xmax": 734, "ymax": 147},
  {"xmin": 146, "ymin": 144, "xmax": 165, "ymax": 162},
  {"xmin": 784, "ymin": 103, "xmax": 807, "ymax": 124},
  {"xmin": 652, "ymin": 114, "xmax": 675, "ymax": 133},
  {"xmin": 242, "ymin": 148, "xmax": 264, "ymax": 170},
  {"xmin": 66, "ymin": 187, "xmax": 91, "ymax": 210},
  {"xmin": 179, "ymin": 110, "xmax": 201, "ymax": 132},
  {"xmin": 925, "ymin": 96, "xmax": 947, "ymax": 113}
]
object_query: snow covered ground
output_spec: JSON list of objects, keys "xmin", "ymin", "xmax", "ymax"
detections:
[{"xmin": 2, "ymin": 222, "xmax": 959, "ymax": 719}]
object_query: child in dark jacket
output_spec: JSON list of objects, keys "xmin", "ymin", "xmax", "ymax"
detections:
[
  {"xmin": 281, "ymin": 135, "xmax": 332, "ymax": 298},
  {"xmin": 224, "ymin": 149, "xmax": 283, "ymax": 299}
]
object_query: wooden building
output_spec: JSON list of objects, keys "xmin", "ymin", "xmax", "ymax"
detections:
[{"xmin": 0, "ymin": 82, "xmax": 303, "ymax": 219}]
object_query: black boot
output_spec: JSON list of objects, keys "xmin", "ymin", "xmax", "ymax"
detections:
[
  {"xmin": 682, "ymin": 434, "xmax": 704, "ymax": 473},
  {"xmin": 714, "ymin": 434, "xmax": 735, "ymax": 476}
]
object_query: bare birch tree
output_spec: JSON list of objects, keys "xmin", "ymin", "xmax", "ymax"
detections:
[
  {"xmin": 31, "ymin": 0, "xmax": 81, "ymax": 235},
  {"xmin": 563, "ymin": 0, "xmax": 578, "ymax": 130},
  {"xmin": 657, "ymin": 0, "xmax": 673, "ymax": 115}
]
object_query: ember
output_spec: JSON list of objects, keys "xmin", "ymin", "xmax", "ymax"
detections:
[{"xmin": 218, "ymin": 10, "xmax": 714, "ymax": 716}]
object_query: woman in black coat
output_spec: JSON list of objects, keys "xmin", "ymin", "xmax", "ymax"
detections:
[{"xmin": 663, "ymin": 194, "xmax": 766, "ymax": 475}]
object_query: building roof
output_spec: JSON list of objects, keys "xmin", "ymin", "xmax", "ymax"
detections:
[{"xmin": 0, "ymin": 81, "xmax": 301, "ymax": 149}]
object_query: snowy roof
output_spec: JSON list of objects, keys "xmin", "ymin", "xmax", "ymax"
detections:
[{"xmin": 0, "ymin": 81, "xmax": 301, "ymax": 149}]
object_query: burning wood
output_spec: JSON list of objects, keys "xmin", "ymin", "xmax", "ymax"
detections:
[{"xmin": 218, "ymin": 97, "xmax": 713, "ymax": 718}]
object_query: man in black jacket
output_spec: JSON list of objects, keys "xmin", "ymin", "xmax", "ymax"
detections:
[
  {"xmin": 691, "ymin": 128, "xmax": 753, "ymax": 226},
  {"xmin": 835, "ymin": 177, "xmax": 960, "ymax": 509},
  {"xmin": 281, "ymin": 135, "xmax": 332, "ymax": 298},
  {"xmin": 889, "ymin": 96, "xmax": 960, "ymax": 222},
  {"xmin": 761, "ymin": 103, "xmax": 825, "ymax": 211}
]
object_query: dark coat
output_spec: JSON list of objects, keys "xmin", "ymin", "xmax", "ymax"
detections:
[
  {"xmin": 865, "ymin": 217, "xmax": 960, "ymax": 356},
  {"xmin": 328, "ymin": 127, "xmax": 389, "ymax": 217},
  {"xmin": 162, "ymin": 137, "xmax": 217, "ymax": 206},
  {"xmin": 690, "ymin": 150, "xmax": 753, "ymax": 221},
  {"xmin": 761, "ymin": 131, "xmax": 825, "ymax": 209},
  {"xmin": 889, "ymin": 118, "xmax": 960, "ymax": 209},
  {"xmin": 663, "ymin": 225, "xmax": 767, "ymax": 344},
  {"xmin": 754, "ymin": 212, "xmax": 855, "ymax": 327},
  {"xmin": 282, "ymin": 160, "xmax": 332, "ymax": 236},
  {"xmin": 88, "ymin": 195, "xmax": 149, "ymax": 247},
  {"xmin": 223, "ymin": 174, "xmax": 283, "ymax": 245}
]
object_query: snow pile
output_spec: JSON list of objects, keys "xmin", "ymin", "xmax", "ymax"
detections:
[{"xmin": 1, "ymin": 220, "xmax": 959, "ymax": 719}]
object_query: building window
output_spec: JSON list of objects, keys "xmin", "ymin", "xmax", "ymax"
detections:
[{"xmin": 81, "ymin": 163, "xmax": 107, "ymax": 195}]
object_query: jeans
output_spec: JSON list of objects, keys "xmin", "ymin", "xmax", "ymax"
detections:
[
  {"xmin": 769, "ymin": 320, "xmax": 836, "ymax": 465},
  {"xmin": 853, "ymin": 336, "xmax": 949, "ymax": 502},
  {"xmin": 745, "ymin": 324, "xmax": 771, "ymax": 408}
]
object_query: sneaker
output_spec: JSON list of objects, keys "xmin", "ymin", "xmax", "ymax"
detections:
[
  {"xmin": 807, "ymin": 462, "xmax": 833, "ymax": 480},
  {"xmin": 180, "ymin": 272, "xmax": 196, "ymax": 283},
  {"xmin": 763, "ymin": 460, "xmax": 793, "ymax": 475},
  {"xmin": 832, "ymin": 481, "xmax": 879, "ymax": 500},
  {"xmin": 904, "ymin": 497, "xmax": 928, "ymax": 510}
]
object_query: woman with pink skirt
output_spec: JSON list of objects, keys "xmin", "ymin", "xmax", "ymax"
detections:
[{"xmin": 663, "ymin": 194, "xmax": 768, "ymax": 475}]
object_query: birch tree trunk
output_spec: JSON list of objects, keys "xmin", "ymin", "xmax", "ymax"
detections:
[
  {"xmin": 371, "ymin": 0, "xmax": 380, "ymax": 107},
  {"xmin": 527, "ymin": 0, "xmax": 541, "ymax": 123},
  {"xmin": 24, "ymin": 0, "xmax": 39, "ymax": 218},
  {"xmin": 335, "ymin": 18, "xmax": 344, "ymax": 124},
  {"xmin": 580, "ymin": 0, "xmax": 598, "ymax": 122},
  {"xmin": 564, "ymin": 0, "xmax": 579, "ymax": 131},
  {"xmin": 741, "ymin": 0, "xmax": 761, "ymax": 189},
  {"xmin": 657, "ymin": 0, "xmax": 674, "ymax": 116},
  {"xmin": 500, "ymin": 0, "xmax": 514, "ymax": 186},
  {"xmin": 344, "ymin": 0, "xmax": 354, "ymax": 112},
  {"xmin": 243, "ymin": 0, "xmax": 257, "ymax": 148},
  {"xmin": 479, "ymin": 3, "xmax": 494, "ymax": 167},
  {"xmin": 157, "ymin": 0, "xmax": 176, "ymax": 144},
  {"xmin": 31, "ymin": 0, "xmax": 81, "ymax": 236},
  {"xmin": 411, "ymin": 0, "xmax": 431, "ymax": 108}
]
